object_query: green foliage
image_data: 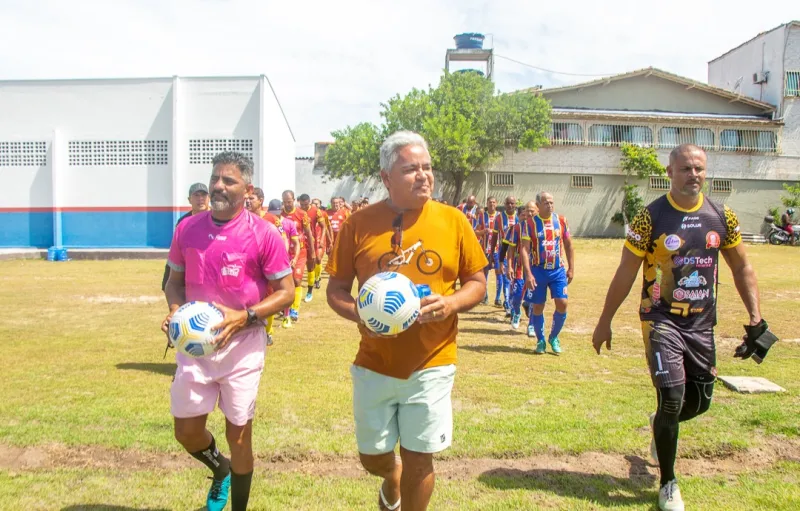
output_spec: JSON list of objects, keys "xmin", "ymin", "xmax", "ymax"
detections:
[
  {"xmin": 323, "ymin": 71, "xmax": 552, "ymax": 202},
  {"xmin": 321, "ymin": 122, "xmax": 382, "ymax": 182},
  {"xmin": 768, "ymin": 206, "xmax": 780, "ymax": 221},
  {"xmin": 619, "ymin": 143, "xmax": 666, "ymax": 181},
  {"xmin": 613, "ymin": 143, "xmax": 666, "ymax": 226},
  {"xmin": 611, "ymin": 184, "xmax": 646, "ymax": 226},
  {"xmin": 781, "ymin": 182, "xmax": 800, "ymax": 209}
]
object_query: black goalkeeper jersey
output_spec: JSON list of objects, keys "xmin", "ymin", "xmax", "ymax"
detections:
[{"xmin": 625, "ymin": 193, "xmax": 742, "ymax": 328}]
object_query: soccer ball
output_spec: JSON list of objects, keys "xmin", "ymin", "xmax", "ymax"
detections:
[
  {"xmin": 357, "ymin": 272, "xmax": 421, "ymax": 336},
  {"xmin": 168, "ymin": 301, "xmax": 224, "ymax": 358}
]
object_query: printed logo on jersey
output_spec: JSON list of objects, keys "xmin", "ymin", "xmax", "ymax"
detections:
[
  {"xmin": 706, "ymin": 231, "xmax": 721, "ymax": 249},
  {"xmin": 626, "ymin": 225, "xmax": 642, "ymax": 241},
  {"xmin": 672, "ymin": 288, "xmax": 711, "ymax": 301},
  {"xmin": 664, "ymin": 234, "xmax": 682, "ymax": 251},
  {"xmin": 677, "ymin": 271, "xmax": 707, "ymax": 288},
  {"xmin": 673, "ymin": 255, "xmax": 713, "ymax": 268},
  {"xmin": 681, "ymin": 222, "xmax": 702, "ymax": 229},
  {"xmin": 654, "ymin": 352, "xmax": 670, "ymax": 377},
  {"xmin": 652, "ymin": 266, "xmax": 662, "ymax": 303},
  {"xmin": 221, "ymin": 264, "xmax": 242, "ymax": 277}
]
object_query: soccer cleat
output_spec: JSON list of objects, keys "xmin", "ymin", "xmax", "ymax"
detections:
[
  {"xmin": 534, "ymin": 339, "xmax": 546, "ymax": 354},
  {"xmin": 282, "ymin": 317, "xmax": 293, "ymax": 329},
  {"xmin": 511, "ymin": 313, "xmax": 521, "ymax": 330},
  {"xmin": 206, "ymin": 473, "xmax": 231, "ymax": 511},
  {"xmin": 503, "ymin": 300, "xmax": 510, "ymax": 314},
  {"xmin": 304, "ymin": 292, "xmax": 313, "ymax": 303},
  {"xmin": 314, "ymin": 278, "xmax": 321, "ymax": 289},
  {"xmin": 494, "ymin": 299, "xmax": 503, "ymax": 308},
  {"xmin": 649, "ymin": 412, "xmax": 658, "ymax": 463},
  {"xmin": 266, "ymin": 334, "xmax": 273, "ymax": 346},
  {"xmin": 527, "ymin": 324, "xmax": 536, "ymax": 338},
  {"xmin": 658, "ymin": 480, "xmax": 684, "ymax": 511},
  {"xmin": 289, "ymin": 309, "xmax": 299, "ymax": 322},
  {"xmin": 549, "ymin": 337, "xmax": 562, "ymax": 354}
]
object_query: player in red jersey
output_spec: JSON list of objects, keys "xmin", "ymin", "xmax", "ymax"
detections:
[
  {"xmin": 329, "ymin": 196, "xmax": 350, "ymax": 247},
  {"xmin": 298, "ymin": 193, "xmax": 325, "ymax": 303},
  {"xmin": 281, "ymin": 190, "xmax": 315, "ymax": 325},
  {"xmin": 311, "ymin": 198, "xmax": 333, "ymax": 287}
]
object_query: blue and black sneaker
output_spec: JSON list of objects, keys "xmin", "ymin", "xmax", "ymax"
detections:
[{"xmin": 207, "ymin": 473, "xmax": 231, "ymax": 511}]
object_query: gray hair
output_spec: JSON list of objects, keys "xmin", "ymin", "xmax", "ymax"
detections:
[
  {"xmin": 535, "ymin": 191, "xmax": 552, "ymax": 203},
  {"xmin": 212, "ymin": 151, "xmax": 254, "ymax": 185},
  {"xmin": 380, "ymin": 130, "xmax": 429, "ymax": 171}
]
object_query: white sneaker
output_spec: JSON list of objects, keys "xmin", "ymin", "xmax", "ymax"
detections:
[
  {"xmin": 659, "ymin": 480, "xmax": 684, "ymax": 511},
  {"xmin": 649, "ymin": 412, "xmax": 658, "ymax": 463}
]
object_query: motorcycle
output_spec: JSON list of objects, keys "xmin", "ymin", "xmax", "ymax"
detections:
[{"xmin": 764, "ymin": 216, "xmax": 800, "ymax": 246}]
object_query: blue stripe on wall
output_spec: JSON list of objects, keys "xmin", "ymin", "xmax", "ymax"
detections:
[
  {"xmin": 0, "ymin": 212, "xmax": 54, "ymax": 248},
  {"xmin": 1, "ymin": 211, "xmax": 175, "ymax": 248}
]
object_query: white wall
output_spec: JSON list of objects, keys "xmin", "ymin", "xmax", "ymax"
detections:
[
  {"xmin": 294, "ymin": 158, "xmax": 386, "ymax": 204},
  {"xmin": 260, "ymin": 76, "xmax": 296, "ymax": 198},
  {"xmin": 708, "ymin": 25, "xmax": 786, "ymax": 111}
]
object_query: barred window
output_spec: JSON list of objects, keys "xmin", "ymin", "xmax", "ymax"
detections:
[
  {"xmin": 719, "ymin": 130, "xmax": 776, "ymax": 153},
  {"xmin": 0, "ymin": 141, "xmax": 47, "ymax": 167},
  {"xmin": 491, "ymin": 173, "xmax": 514, "ymax": 187},
  {"xmin": 649, "ymin": 176, "xmax": 671, "ymax": 190},
  {"xmin": 658, "ymin": 127, "xmax": 715, "ymax": 151},
  {"xmin": 68, "ymin": 140, "xmax": 168, "ymax": 166},
  {"xmin": 548, "ymin": 122, "xmax": 583, "ymax": 145},
  {"xmin": 786, "ymin": 71, "xmax": 799, "ymax": 97},
  {"xmin": 711, "ymin": 179, "xmax": 732, "ymax": 193},
  {"xmin": 588, "ymin": 124, "xmax": 653, "ymax": 147},
  {"xmin": 571, "ymin": 175, "xmax": 593, "ymax": 189},
  {"xmin": 189, "ymin": 139, "xmax": 254, "ymax": 165}
]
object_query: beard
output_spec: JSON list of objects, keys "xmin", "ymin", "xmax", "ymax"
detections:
[{"xmin": 210, "ymin": 194, "xmax": 243, "ymax": 212}]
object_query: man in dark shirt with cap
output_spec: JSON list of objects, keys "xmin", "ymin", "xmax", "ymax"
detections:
[{"xmin": 161, "ymin": 183, "xmax": 209, "ymax": 293}]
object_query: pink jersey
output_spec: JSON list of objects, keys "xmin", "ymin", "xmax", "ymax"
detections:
[{"xmin": 167, "ymin": 210, "xmax": 292, "ymax": 311}]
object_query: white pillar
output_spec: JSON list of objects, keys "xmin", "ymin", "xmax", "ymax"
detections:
[
  {"xmin": 51, "ymin": 129, "xmax": 66, "ymax": 248},
  {"xmin": 171, "ymin": 76, "xmax": 185, "ymax": 227},
  {"xmin": 258, "ymin": 75, "xmax": 267, "ymax": 189}
]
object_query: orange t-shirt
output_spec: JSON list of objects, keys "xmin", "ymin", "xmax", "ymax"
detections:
[
  {"xmin": 281, "ymin": 207, "xmax": 311, "ymax": 254},
  {"xmin": 326, "ymin": 199, "xmax": 488, "ymax": 379},
  {"xmin": 315, "ymin": 209, "xmax": 330, "ymax": 247}
]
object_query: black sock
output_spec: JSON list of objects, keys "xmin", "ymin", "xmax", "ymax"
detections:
[
  {"xmin": 190, "ymin": 435, "xmax": 231, "ymax": 480},
  {"xmin": 307, "ymin": 285, "xmax": 313, "ymax": 294},
  {"xmin": 231, "ymin": 470, "xmax": 253, "ymax": 511},
  {"xmin": 654, "ymin": 385, "xmax": 684, "ymax": 486}
]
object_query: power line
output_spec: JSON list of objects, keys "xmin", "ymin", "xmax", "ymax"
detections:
[{"xmin": 494, "ymin": 54, "xmax": 621, "ymax": 78}]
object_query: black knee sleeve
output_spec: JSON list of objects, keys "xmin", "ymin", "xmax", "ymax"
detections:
[
  {"xmin": 654, "ymin": 385, "xmax": 684, "ymax": 485},
  {"xmin": 656, "ymin": 385, "xmax": 685, "ymax": 420},
  {"xmin": 680, "ymin": 374, "xmax": 715, "ymax": 422}
]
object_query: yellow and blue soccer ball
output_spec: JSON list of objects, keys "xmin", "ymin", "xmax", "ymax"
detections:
[
  {"xmin": 168, "ymin": 301, "xmax": 224, "ymax": 358},
  {"xmin": 357, "ymin": 272, "xmax": 421, "ymax": 336}
]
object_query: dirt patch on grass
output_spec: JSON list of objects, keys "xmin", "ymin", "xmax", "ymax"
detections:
[{"xmin": 4, "ymin": 439, "xmax": 799, "ymax": 480}]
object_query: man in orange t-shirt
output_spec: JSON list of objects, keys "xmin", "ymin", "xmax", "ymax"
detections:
[
  {"xmin": 311, "ymin": 197, "xmax": 332, "ymax": 287},
  {"xmin": 281, "ymin": 190, "xmax": 315, "ymax": 324},
  {"xmin": 326, "ymin": 130, "xmax": 487, "ymax": 511}
]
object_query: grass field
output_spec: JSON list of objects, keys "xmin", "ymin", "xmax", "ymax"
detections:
[{"xmin": 0, "ymin": 238, "xmax": 798, "ymax": 510}]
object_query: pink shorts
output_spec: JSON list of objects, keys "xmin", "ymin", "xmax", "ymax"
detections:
[{"xmin": 170, "ymin": 327, "xmax": 267, "ymax": 426}]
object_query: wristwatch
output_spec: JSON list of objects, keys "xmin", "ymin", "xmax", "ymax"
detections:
[{"xmin": 245, "ymin": 308, "xmax": 258, "ymax": 325}]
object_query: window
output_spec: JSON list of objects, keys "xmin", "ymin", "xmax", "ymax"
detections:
[
  {"xmin": 68, "ymin": 140, "xmax": 168, "ymax": 166},
  {"xmin": 649, "ymin": 176, "xmax": 671, "ymax": 190},
  {"xmin": 571, "ymin": 175, "xmax": 593, "ymax": 189},
  {"xmin": 588, "ymin": 124, "xmax": 653, "ymax": 147},
  {"xmin": 719, "ymin": 129, "xmax": 777, "ymax": 153},
  {"xmin": 711, "ymin": 179, "xmax": 732, "ymax": 193},
  {"xmin": 548, "ymin": 122, "xmax": 583, "ymax": 145},
  {"xmin": 189, "ymin": 139, "xmax": 254, "ymax": 165},
  {"xmin": 786, "ymin": 71, "xmax": 800, "ymax": 97},
  {"xmin": 658, "ymin": 127, "xmax": 715, "ymax": 150},
  {"xmin": 491, "ymin": 173, "xmax": 514, "ymax": 187},
  {"xmin": 0, "ymin": 141, "xmax": 47, "ymax": 167}
]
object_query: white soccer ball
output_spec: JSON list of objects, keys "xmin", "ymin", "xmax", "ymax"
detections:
[
  {"xmin": 168, "ymin": 301, "xmax": 224, "ymax": 358},
  {"xmin": 357, "ymin": 272, "xmax": 422, "ymax": 336}
]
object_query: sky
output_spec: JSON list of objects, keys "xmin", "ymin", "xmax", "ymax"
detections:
[{"xmin": 0, "ymin": 0, "xmax": 795, "ymax": 156}]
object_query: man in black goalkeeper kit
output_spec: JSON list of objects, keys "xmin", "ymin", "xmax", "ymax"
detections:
[{"xmin": 591, "ymin": 144, "xmax": 778, "ymax": 511}]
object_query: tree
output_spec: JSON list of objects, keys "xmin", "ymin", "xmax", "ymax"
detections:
[
  {"xmin": 323, "ymin": 71, "xmax": 552, "ymax": 203},
  {"xmin": 780, "ymin": 182, "xmax": 800, "ymax": 209},
  {"xmin": 611, "ymin": 143, "xmax": 666, "ymax": 226}
]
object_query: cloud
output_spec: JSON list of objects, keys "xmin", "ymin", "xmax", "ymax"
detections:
[{"xmin": 0, "ymin": 0, "xmax": 794, "ymax": 155}]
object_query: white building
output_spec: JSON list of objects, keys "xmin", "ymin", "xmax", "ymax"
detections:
[{"xmin": 0, "ymin": 75, "xmax": 295, "ymax": 248}]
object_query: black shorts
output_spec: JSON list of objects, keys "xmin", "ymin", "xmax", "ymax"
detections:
[{"xmin": 641, "ymin": 318, "xmax": 716, "ymax": 388}]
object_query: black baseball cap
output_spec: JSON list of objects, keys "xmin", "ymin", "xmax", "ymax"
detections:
[
  {"xmin": 267, "ymin": 199, "xmax": 282, "ymax": 213},
  {"xmin": 188, "ymin": 183, "xmax": 208, "ymax": 195}
]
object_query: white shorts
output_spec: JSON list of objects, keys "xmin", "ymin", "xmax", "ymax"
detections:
[
  {"xmin": 350, "ymin": 364, "xmax": 456, "ymax": 455},
  {"xmin": 170, "ymin": 327, "xmax": 267, "ymax": 426}
]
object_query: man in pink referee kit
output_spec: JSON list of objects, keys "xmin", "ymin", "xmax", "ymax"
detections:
[{"xmin": 162, "ymin": 151, "xmax": 294, "ymax": 511}]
